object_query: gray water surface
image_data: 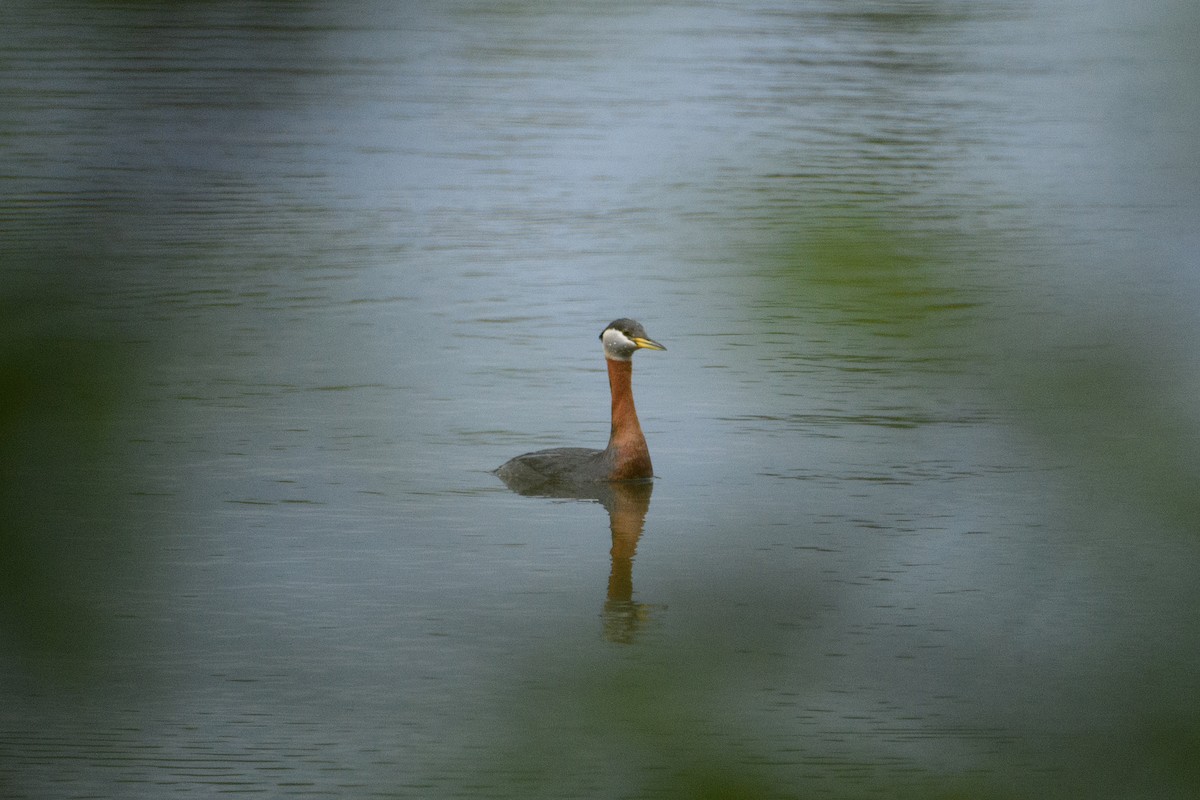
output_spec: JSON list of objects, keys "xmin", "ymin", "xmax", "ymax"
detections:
[{"xmin": 3, "ymin": 1, "xmax": 1199, "ymax": 797}]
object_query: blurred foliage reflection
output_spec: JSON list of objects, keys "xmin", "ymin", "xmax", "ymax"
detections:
[{"xmin": 1, "ymin": 270, "xmax": 142, "ymax": 681}]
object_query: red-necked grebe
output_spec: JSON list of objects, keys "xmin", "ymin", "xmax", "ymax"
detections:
[{"xmin": 495, "ymin": 318, "xmax": 665, "ymax": 489}]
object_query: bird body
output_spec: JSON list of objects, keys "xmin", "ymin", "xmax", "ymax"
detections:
[{"xmin": 495, "ymin": 319, "xmax": 664, "ymax": 491}]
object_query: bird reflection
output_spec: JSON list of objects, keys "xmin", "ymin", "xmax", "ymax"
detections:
[
  {"xmin": 599, "ymin": 479, "xmax": 656, "ymax": 644},
  {"xmin": 495, "ymin": 474, "xmax": 659, "ymax": 644}
]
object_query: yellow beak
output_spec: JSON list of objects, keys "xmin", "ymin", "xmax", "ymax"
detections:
[{"xmin": 631, "ymin": 336, "xmax": 666, "ymax": 351}]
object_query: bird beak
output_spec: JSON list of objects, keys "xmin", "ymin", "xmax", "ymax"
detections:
[{"xmin": 632, "ymin": 336, "xmax": 666, "ymax": 351}]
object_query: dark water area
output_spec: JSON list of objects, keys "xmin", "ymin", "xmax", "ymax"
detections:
[{"xmin": 3, "ymin": 1, "xmax": 1199, "ymax": 797}]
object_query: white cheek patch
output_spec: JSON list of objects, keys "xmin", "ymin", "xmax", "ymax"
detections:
[{"xmin": 601, "ymin": 327, "xmax": 636, "ymax": 360}]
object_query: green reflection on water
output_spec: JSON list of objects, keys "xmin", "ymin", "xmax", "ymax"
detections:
[{"xmin": 1, "ymin": 276, "xmax": 144, "ymax": 681}]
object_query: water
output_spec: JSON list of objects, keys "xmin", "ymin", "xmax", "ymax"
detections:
[{"xmin": 3, "ymin": 1, "xmax": 1199, "ymax": 797}]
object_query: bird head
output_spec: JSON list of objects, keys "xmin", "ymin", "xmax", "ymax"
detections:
[{"xmin": 600, "ymin": 318, "xmax": 666, "ymax": 361}]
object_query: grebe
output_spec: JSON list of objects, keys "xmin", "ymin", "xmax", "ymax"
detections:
[{"xmin": 495, "ymin": 318, "xmax": 665, "ymax": 490}]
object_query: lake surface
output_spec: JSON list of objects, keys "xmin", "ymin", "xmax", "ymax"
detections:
[{"xmin": 3, "ymin": 1, "xmax": 1199, "ymax": 797}]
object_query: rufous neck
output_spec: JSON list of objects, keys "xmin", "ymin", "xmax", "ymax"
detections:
[
  {"xmin": 604, "ymin": 356, "xmax": 653, "ymax": 480},
  {"xmin": 606, "ymin": 357, "xmax": 640, "ymax": 438}
]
